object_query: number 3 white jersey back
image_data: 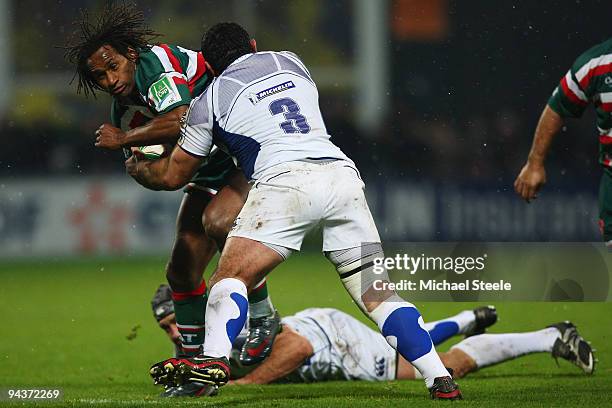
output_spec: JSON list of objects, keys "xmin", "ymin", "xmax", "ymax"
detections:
[{"xmin": 179, "ymin": 51, "xmax": 351, "ymax": 180}]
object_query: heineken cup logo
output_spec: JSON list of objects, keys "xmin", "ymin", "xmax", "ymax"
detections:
[{"xmin": 155, "ymin": 80, "xmax": 170, "ymax": 102}]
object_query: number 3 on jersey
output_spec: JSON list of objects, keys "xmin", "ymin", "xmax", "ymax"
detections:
[{"xmin": 269, "ymin": 97, "xmax": 311, "ymax": 134}]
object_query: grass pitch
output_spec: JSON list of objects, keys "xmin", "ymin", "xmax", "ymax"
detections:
[{"xmin": 0, "ymin": 253, "xmax": 611, "ymax": 407}]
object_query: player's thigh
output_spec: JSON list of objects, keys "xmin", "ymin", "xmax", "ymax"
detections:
[
  {"xmin": 203, "ymin": 169, "xmax": 250, "ymax": 240},
  {"xmin": 598, "ymin": 171, "xmax": 612, "ymax": 247},
  {"xmin": 322, "ymin": 164, "xmax": 380, "ymax": 251},
  {"xmin": 209, "ymin": 236, "xmax": 284, "ymax": 289},
  {"xmin": 228, "ymin": 169, "xmax": 317, "ymax": 251}
]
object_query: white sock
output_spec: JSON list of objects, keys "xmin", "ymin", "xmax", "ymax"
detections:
[
  {"xmin": 422, "ymin": 310, "xmax": 475, "ymax": 334},
  {"xmin": 369, "ymin": 296, "xmax": 450, "ymax": 388},
  {"xmin": 452, "ymin": 327, "xmax": 560, "ymax": 368},
  {"xmin": 202, "ymin": 278, "xmax": 248, "ymax": 359},
  {"xmin": 411, "ymin": 349, "xmax": 450, "ymax": 388},
  {"xmin": 249, "ymin": 279, "xmax": 274, "ymax": 319}
]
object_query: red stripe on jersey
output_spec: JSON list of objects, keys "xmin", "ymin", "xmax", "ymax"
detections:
[
  {"xmin": 188, "ymin": 52, "xmax": 207, "ymax": 94},
  {"xmin": 600, "ymin": 101, "xmax": 612, "ymax": 112},
  {"xmin": 160, "ymin": 44, "xmax": 182, "ymax": 73},
  {"xmin": 172, "ymin": 76, "xmax": 188, "ymax": 87},
  {"xmin": 253, "ymin": 280, "xmax": 266, "ymax": 291},
  {"xmin": 177, "ymin": 326, "xmax": 205, "ymax": 333},
  {"xmin": 599, "ymin": 135, "xmax": 612, "ymax": 145},
  {"xmin": 579, "ymin": 62, "xmax": 612, "ymax": 89},
  {"xmin": 128, "ymin": 111, "xmax": 147, "ymax": 129},
  {"xmin": 560, "ymin": 76, "xmax": 587, "ymax": 106},
  {"xmin": 604, "ymin": 157, "xmax": 612, "ymax": 167}
]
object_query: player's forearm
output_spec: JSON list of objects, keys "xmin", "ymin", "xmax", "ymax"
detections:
[
  {"xmin": 122, "ymin": 105, "xmax": 188, "ymax": 148},
  {"xmin": 526, "ymin": 105, "xmax": 564, "ymax": 165},
  {"xmin": 236, "ymin": 352, "xmax": 308, "ymax": 384},
  {"xmin": 235, "ymin": 330, "xmax": 314, "ymax": 385},
  {"xmin": 133, "ymin": 157, "xmax": 175, "ymax": 191}
]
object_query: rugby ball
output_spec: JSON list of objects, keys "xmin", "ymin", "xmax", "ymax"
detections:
[{"xmin": 138, "ymin": 144, "xmax": 166, "ymax": 159}]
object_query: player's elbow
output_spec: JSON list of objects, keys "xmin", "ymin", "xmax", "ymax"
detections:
[
  {"xmin": 160, "ymin": 105, "xmax": 189, "ymax": 137},
  {"xmin": 161, "ymin": 173, "xmax": 189, "ymax": 191},
  {"xmin": 274, "ymin": 328, "xmax": 315, "ymax": 362},
  {"xmin": 293, "ymin": 333, "xmax": 315, "ymax": 361}
]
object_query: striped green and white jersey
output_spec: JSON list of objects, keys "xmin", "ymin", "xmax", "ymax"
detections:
[
  {"xmin": 109, "ymin": 44, "xmax": 236, "ymax": 191},
  {"xmin": 548, "ymin": 38, "xmax": 612, "ymax": 170},
  {"xmin": 111, "ymin": 43, "xmax": 210, "ymax": 130}
]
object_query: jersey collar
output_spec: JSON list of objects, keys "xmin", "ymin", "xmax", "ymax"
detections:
[{"xmin": 226, "ymin": 53, "xmax": 255, "ymax": 69}]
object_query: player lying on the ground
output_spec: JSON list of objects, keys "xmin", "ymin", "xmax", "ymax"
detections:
[
  {"xmin": 132, "ymin": 22, "xmax": 460, "ymax": 399},
  {"xmin": 64, "ymin": 5, "xmax": 280, "ymax": 396},
  {"xmin": 150, "ymin": 286, "xmax": 594, "ymax": 388},
  {"xmin": 229, "ymin": 308, "xmax": 595, "ymax": 385},
  {"xmin": 514, "ymin": 37, "xmax": 612, "ymax": 248},
  {"xmin": 228, "ymin": 308, "xmax": 594, "ymax": 384}
]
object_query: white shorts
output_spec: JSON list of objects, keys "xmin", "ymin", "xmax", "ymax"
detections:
[{"xmin": 228, "ymin": 160, "xmax": 381, "ymax": 252}]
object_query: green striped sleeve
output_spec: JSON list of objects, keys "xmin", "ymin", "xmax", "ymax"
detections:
[
  {"xmin": 135, "ymin": 48, "xmax": 191, "ymax": 114},
  {"xmin": 548, "ymin": 59, "xmax": 590, "ymax": 118}
]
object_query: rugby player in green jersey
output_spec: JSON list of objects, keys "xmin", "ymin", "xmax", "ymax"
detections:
[
  {"xmin": 65, "ymin": 4, "xmax": 279, "ymax": 396},
  {"xmin": 515, "ymin": 38, "xmax": 612, "ymax": 248}
]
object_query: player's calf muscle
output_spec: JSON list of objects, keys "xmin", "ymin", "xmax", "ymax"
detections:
[
  {"xmin": 362, "ymin": 285, "xmax": 398, "ymax": 312},
  {"xmin": 166, "ymin": 231, "xmax": 215, "ymax": 291}
]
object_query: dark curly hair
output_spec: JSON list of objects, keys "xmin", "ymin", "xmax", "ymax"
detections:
[
  {"xmin": 64, "ymin": 2, "xmax": 161, "ymax": 97},
  {"xmin": 200, "ymin": 22, "xmax": 252, "ymax": 74}
]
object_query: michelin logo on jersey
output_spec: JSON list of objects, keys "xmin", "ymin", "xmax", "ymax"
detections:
[{"xmin": 247, "ymin": 81, "xmax": 296, "ymax": 105}]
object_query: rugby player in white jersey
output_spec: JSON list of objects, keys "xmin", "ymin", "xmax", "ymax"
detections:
[
  {"xmin": 229, "ymin": 310, "xmax": 594, "ymax": 385},
  {"xmin": 150, "ymin": 285, "xmax": 594, "ymax": 386},
  {"xmin": 129, "ymin": 22, "xmax": 459, "ymax": 399}
]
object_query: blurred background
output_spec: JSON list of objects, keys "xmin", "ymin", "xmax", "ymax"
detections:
[{"xmin": 0, "ymin": 0, "xmax": 609, "ymax": 257}]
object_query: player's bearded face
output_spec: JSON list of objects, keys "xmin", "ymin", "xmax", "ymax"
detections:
[{"xmin": 87, "ymin": 45, "xmax": 137, "ymax": 97}]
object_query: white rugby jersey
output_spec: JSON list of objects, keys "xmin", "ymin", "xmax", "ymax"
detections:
[
  {"xmin": 281, "ymin": 308, "xmax": 397, "ymax": 382},
  {"xmin": 179, "ymin": 51, "xmax": 351, "ymax": 180}
]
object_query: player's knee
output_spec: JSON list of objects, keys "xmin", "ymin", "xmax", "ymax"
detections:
[
  {"xmin": 440, "ymin": 349, "xmax": 476, "ymax": 378},
  {"xmin": 207, "ymin": 253, "xmax": 240, "ymax": 286},
  {"xmin": 203, "ymin": 213, "xmax": 232, "ymax": 248},
  {"xmin": 209, "ymin": 263, "xmax": 257, "ymax": 290}
]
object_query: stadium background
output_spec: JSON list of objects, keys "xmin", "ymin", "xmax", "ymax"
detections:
[{"xmin": 1, "ymin": 1, "xmax": 611, "ymax": 406}]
